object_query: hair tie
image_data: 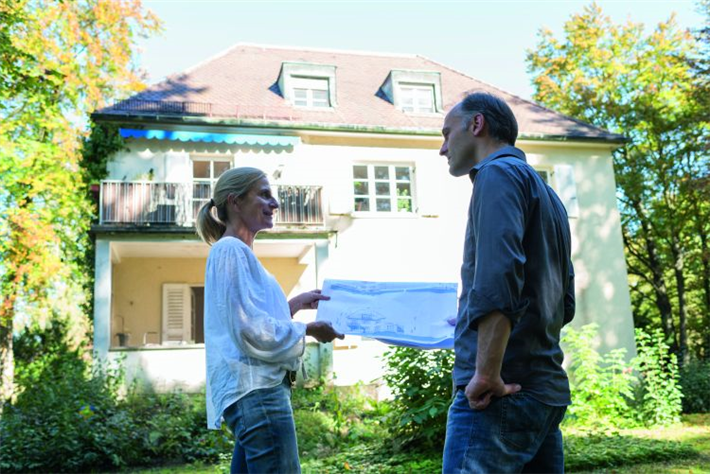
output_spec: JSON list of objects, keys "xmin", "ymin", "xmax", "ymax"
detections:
[{"xmin": 209, "ymin": 198, "xmax": 215, "ymax": 207}]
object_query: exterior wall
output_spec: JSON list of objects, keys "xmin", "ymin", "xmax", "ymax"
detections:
[
  {"xmin": 111, "ymin": 255, "xmax": 308, "ymax": 348},
  {"xmin": 107, "ymin": 343, "xmax": 324, "ymax": 392},
  {"xmin": 524, "ymin": 143, "xmax": 636, "ymax": 358},
  {"xmin": 97, "ymin": 130, "xmax": 635, "ymax": 390},
  {"xmin": 112, "ymin": 257, "xmax": 206, "ymax": 347}
]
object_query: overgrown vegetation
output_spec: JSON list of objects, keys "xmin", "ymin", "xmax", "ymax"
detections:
[
  {"xmin": 561, "ymin": 324, "xmax": 683, "ymax": 429},
  {"xmin": 679, "ymin": 358, "xmax": 710, "ymax": 413},
  {"xmin": 3, "ymin": 322, "xmax": 701, "ymax": 473},
  {"xmin": 0, "ymin": 323, "xmax": 231, "ymax": 473},
  {"xmin": 381, "ymin": 347, "xmax": 454, "ymax": 449}
]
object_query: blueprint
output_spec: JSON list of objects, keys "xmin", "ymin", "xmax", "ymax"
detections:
[{"xmin": 316, "ymin": 279, "xmax": 457, "ymax": 349}]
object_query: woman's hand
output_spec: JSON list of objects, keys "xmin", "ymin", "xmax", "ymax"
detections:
[
  {"xmin": 306, "ymin": 321, "xmax": 345, "ymax": 343},
  {"xmin": 289, "ymin": 289, "xmax": 330, "ymax": 317}
]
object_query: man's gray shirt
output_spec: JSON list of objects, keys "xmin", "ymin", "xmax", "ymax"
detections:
[{"xmin": 453, "ymin": 145, "xmax": 575, "ymax": 406}]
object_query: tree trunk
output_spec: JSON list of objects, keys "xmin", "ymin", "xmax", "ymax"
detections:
[
  {"xmin": 670, "ymin": 233, "xmax": 689, "ymax": 366},
  {"xmin": 634, "ymin": 201, "xmax": 677, "ymax": 351},
  {"xmin": 0, "ymin": 310, "xmax": 14, "ymax": 404}
]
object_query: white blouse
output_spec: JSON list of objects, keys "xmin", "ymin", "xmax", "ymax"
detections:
[{"xmin": 204, "ymin": 236, "xmax": 306, "ymax": 429}]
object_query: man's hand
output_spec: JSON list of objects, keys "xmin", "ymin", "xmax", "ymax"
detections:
[
  {"xmin": 289, "ymin": 289, "xmax": 330, "ymax": 317},
  {"xmin": 306, "ymin": 321, "xmax": 345, "ymax": 343},
  {"xmin": 465, "ymin": 373, "xmax": 521, "ymax": 410}
]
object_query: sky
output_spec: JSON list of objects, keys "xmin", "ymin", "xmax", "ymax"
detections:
[{"xmin": 137, "ymin": 0, "xmax": 705, "ymax": 101}]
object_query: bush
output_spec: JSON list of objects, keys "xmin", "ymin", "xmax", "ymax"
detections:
[
  {"xmin": 1, "ymin": 342, "xmax": 133, "ymax": 472},
  {"xmin": 679, "ymin": 358, "xmax": 710, "ymax": 413},
  {"xmin": 633, "ymin": 328, "xmax": 683, "ymax": 426},
  {"xmin": 1, "ymin": 323, "xmax": 232, "ymax": 473},
  {"xmin": 382, "ymin": 347, "xmax": 454, "ymax": 449},
  {"xmin": 562, "ymin": 324, "xmax": 684, "ymax": 429},
  {"xmin": 562, "ymin": 324, "xmax": 636, "ymax": 428},
  {"xmin": 291, "ymin": 381, "xmax": 389, "ymax": 458}
]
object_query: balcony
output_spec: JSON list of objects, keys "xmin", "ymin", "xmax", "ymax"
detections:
[{"xmin": 99, "ymin": 181, "xmax": 324, "ymax": 228}]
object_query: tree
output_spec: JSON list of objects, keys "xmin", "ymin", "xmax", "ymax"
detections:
[
  {"xmin": 526, "ymin": 3, "xmax": 709, "ymax": 363},
  {"xmin": 0, "ymin": 0, "xmax": 160, "ymax": 401}
]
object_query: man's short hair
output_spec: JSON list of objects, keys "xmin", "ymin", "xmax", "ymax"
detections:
[{"xmin": 460, "ymin": 92, "xmax": 519, "ymax": 145}]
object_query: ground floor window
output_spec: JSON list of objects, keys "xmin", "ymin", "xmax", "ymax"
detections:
[{"xmin": 163, "ymin": 283, "xmax": 204, "ymax": 344}]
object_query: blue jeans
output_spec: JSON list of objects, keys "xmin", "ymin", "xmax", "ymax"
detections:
[
  {"xmin": 443, "ymin": 390, "xmax": 567, "ymax": 474},
  {"xmin": 222, "ymin": 378, "xmax": 300, "ymax": 474}
]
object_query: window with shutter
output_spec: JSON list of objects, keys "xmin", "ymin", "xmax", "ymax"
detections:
[{"xmin": 162, "ymin": 284, "xmax": 191, "ymax": 344}]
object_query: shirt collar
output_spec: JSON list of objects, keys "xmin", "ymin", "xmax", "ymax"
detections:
[{"xmin": 468, "ymin": 145, "xmax": 527, "ymax": 182}]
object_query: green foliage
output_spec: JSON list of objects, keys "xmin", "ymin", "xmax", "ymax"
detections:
[
  {"xmin": 298, "ymin": 430, "xmax": 698, "ymax": 474},
  {"xmin": 300, "ymin": 443, "xmax": 442, "ymax": 474},
  {"xmin": 564, "ymin": 431, "xmax": 697, "ymax": 471},
  {"xmin": 562, "ymin": 324, "xmax": 636, "ymax": 428},
  {"xmin": 80, "ymin": 121, "xmax": 127, "ymax": 185},
  {"xmin": 382, "ymin": 347, "xmax": 454, "ymax": 449},
  {"xmin": 1, "ymin": 323, "xmax": 232, "ymax": 473},
  {"xmin": 526, "ymin": 2, "xmax": 710, "ymax": 361},
  {"xmin": 291, "ymin": 382, "xmax": 390, "ymax": 459},
  {"xmin": 562, "ymin": 324, "xmax": 683, "ymax": 429},
  {"xmin": 634, "ymin": 328, "xmax": 683, "ymax": 426},
  {"xmin": 679, "ymin": 358, "xmax": 710, "ymax": 413},
  {"xmin": 0, "ymin": 0, "xmax": 161, "ymax": 401},
  {"xmin": 1, "ymin": 330, "xmax": 131, "ymax": 472}
]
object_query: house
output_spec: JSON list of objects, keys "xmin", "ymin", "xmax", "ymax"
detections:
[{"xmin": 91, "ymin": 43, "xmax": 634, "ymax": 393}]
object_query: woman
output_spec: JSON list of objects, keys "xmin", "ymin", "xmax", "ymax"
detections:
[{"xmin": 196, "ymin": 167, "xmax": 343, "ymax": 474}]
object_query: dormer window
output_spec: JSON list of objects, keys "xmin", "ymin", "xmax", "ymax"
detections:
[
  {"xmin": 292, "ymin": 77, "xmax": 330, "ymax": 108},
  {"xmin": 400, "ymin": 83, "xmax": 435, "ymax": 114},
  {"xmin": 378, "ymin": 70, "xmax": 443, "ymax": 115},
  {"xmin": 278, "ymin": 62, "xmax": 337, "ymax": 109}
]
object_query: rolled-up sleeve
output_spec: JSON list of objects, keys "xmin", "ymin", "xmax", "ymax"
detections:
[
  {"xmin": 218, "ymin": 245, "xmax": 306, "ymax": 363},
  {"xmin": 465, "ymin": 164, "xmax": 529, "ymax": 329}
]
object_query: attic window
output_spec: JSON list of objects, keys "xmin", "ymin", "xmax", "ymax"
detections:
[
  {"xmin": 277, "ymin": 62, "xmax": 337, "ymax": 109},
  {"xmin": 400, "ymin": 83, "xmax": 435, "ymax": 114},
  {"xmin": 378, "ymin": 70, "xmax": 443, "ymax": 114},
  {"xmin": 292, "ymin": 77, "xmax": 330, "ymax": 108}
]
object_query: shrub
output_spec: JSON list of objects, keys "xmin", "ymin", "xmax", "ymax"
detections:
[
  {"xmin": 291, "ymin": 381, "xmax": 389, "ymax": 458},
  {"xmin": 679, "ymin": 358, "xmax": 710, "ymax": 413},
  {"xmin": 561, "ymin": 324, "xmax": 636, "ymax": 428},
  {"xmin": 633, "ymin": 328, "xmax": 683, "ymax": 426},
  {"xmin": 1, "ymin": 339, "xmax": 133, "ymax": 472},
  {"xmin": 382, "ymin": 347, "xmax": 454, "ymax": 449},
  {"xmin": 1, "ymin": 323, "xmax": 232, "ymax": 473}
]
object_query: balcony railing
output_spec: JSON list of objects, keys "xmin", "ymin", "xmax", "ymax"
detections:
[{"xmin": 99, "ymin": 181, "xmax": 324, "ymax": 227}]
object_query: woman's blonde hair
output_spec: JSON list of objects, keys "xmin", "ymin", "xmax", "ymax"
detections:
[{"xmin": 195, "ymin": 166, "xmax": 267, "ymax": 245}]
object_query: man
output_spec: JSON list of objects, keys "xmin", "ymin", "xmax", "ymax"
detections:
[{"xmin": 440, "ymin": 92, "xmax": 575, "ymax": 474}]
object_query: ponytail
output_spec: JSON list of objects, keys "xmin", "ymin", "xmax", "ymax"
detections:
[{"xmin": 195, "ymin": 167, "xmax": 266, "ymax": 245}]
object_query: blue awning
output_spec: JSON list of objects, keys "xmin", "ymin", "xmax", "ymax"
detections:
[{"xmin": 119, "ymin": 129, "xmax": 300, "ymax": 147}]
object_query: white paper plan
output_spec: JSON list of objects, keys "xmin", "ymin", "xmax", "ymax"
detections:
[{"xmin": 316, "ymin": 279, "xmax": 458, "ymax": 349}]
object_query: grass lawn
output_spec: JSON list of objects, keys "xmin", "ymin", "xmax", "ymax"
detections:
[
  {"xmin": 123, "ymin": 414, "xmax": 710, "ymax": 473},
  {"xmin": 570, "ymin": 414, "xmax": 710, "ymax": 474}
]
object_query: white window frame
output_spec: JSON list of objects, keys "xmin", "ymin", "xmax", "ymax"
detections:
[
  {"xmin": 352, "ymin": 163, "xmax": 417, "ymax": 216},
  {"xmin": 399, "ymin": 83, "xmax": 435, "ymax": 114},
  {"xmin": 290, "ymin": 76, "xmax": 331, "ymax": 109},
  {"xmin": 191, "ymin": 155, "xmax": 232, "ymax": 218},
  {"xmin": 161, "ymin": 283, "xmax": 204, "ymax": 345}
]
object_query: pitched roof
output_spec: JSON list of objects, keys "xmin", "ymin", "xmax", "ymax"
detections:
[{"xmin": 96, "ymin": 43, "xmax": 624, "ymax": 143}]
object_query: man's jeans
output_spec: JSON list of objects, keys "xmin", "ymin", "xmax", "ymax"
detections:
[
  {"xmin": 443, "ymin": 390, "xmax": 567, "ymax": 474},
  {"xmin": 223, "ymin": 378, "xmax": 300, "ymax": 474}
]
